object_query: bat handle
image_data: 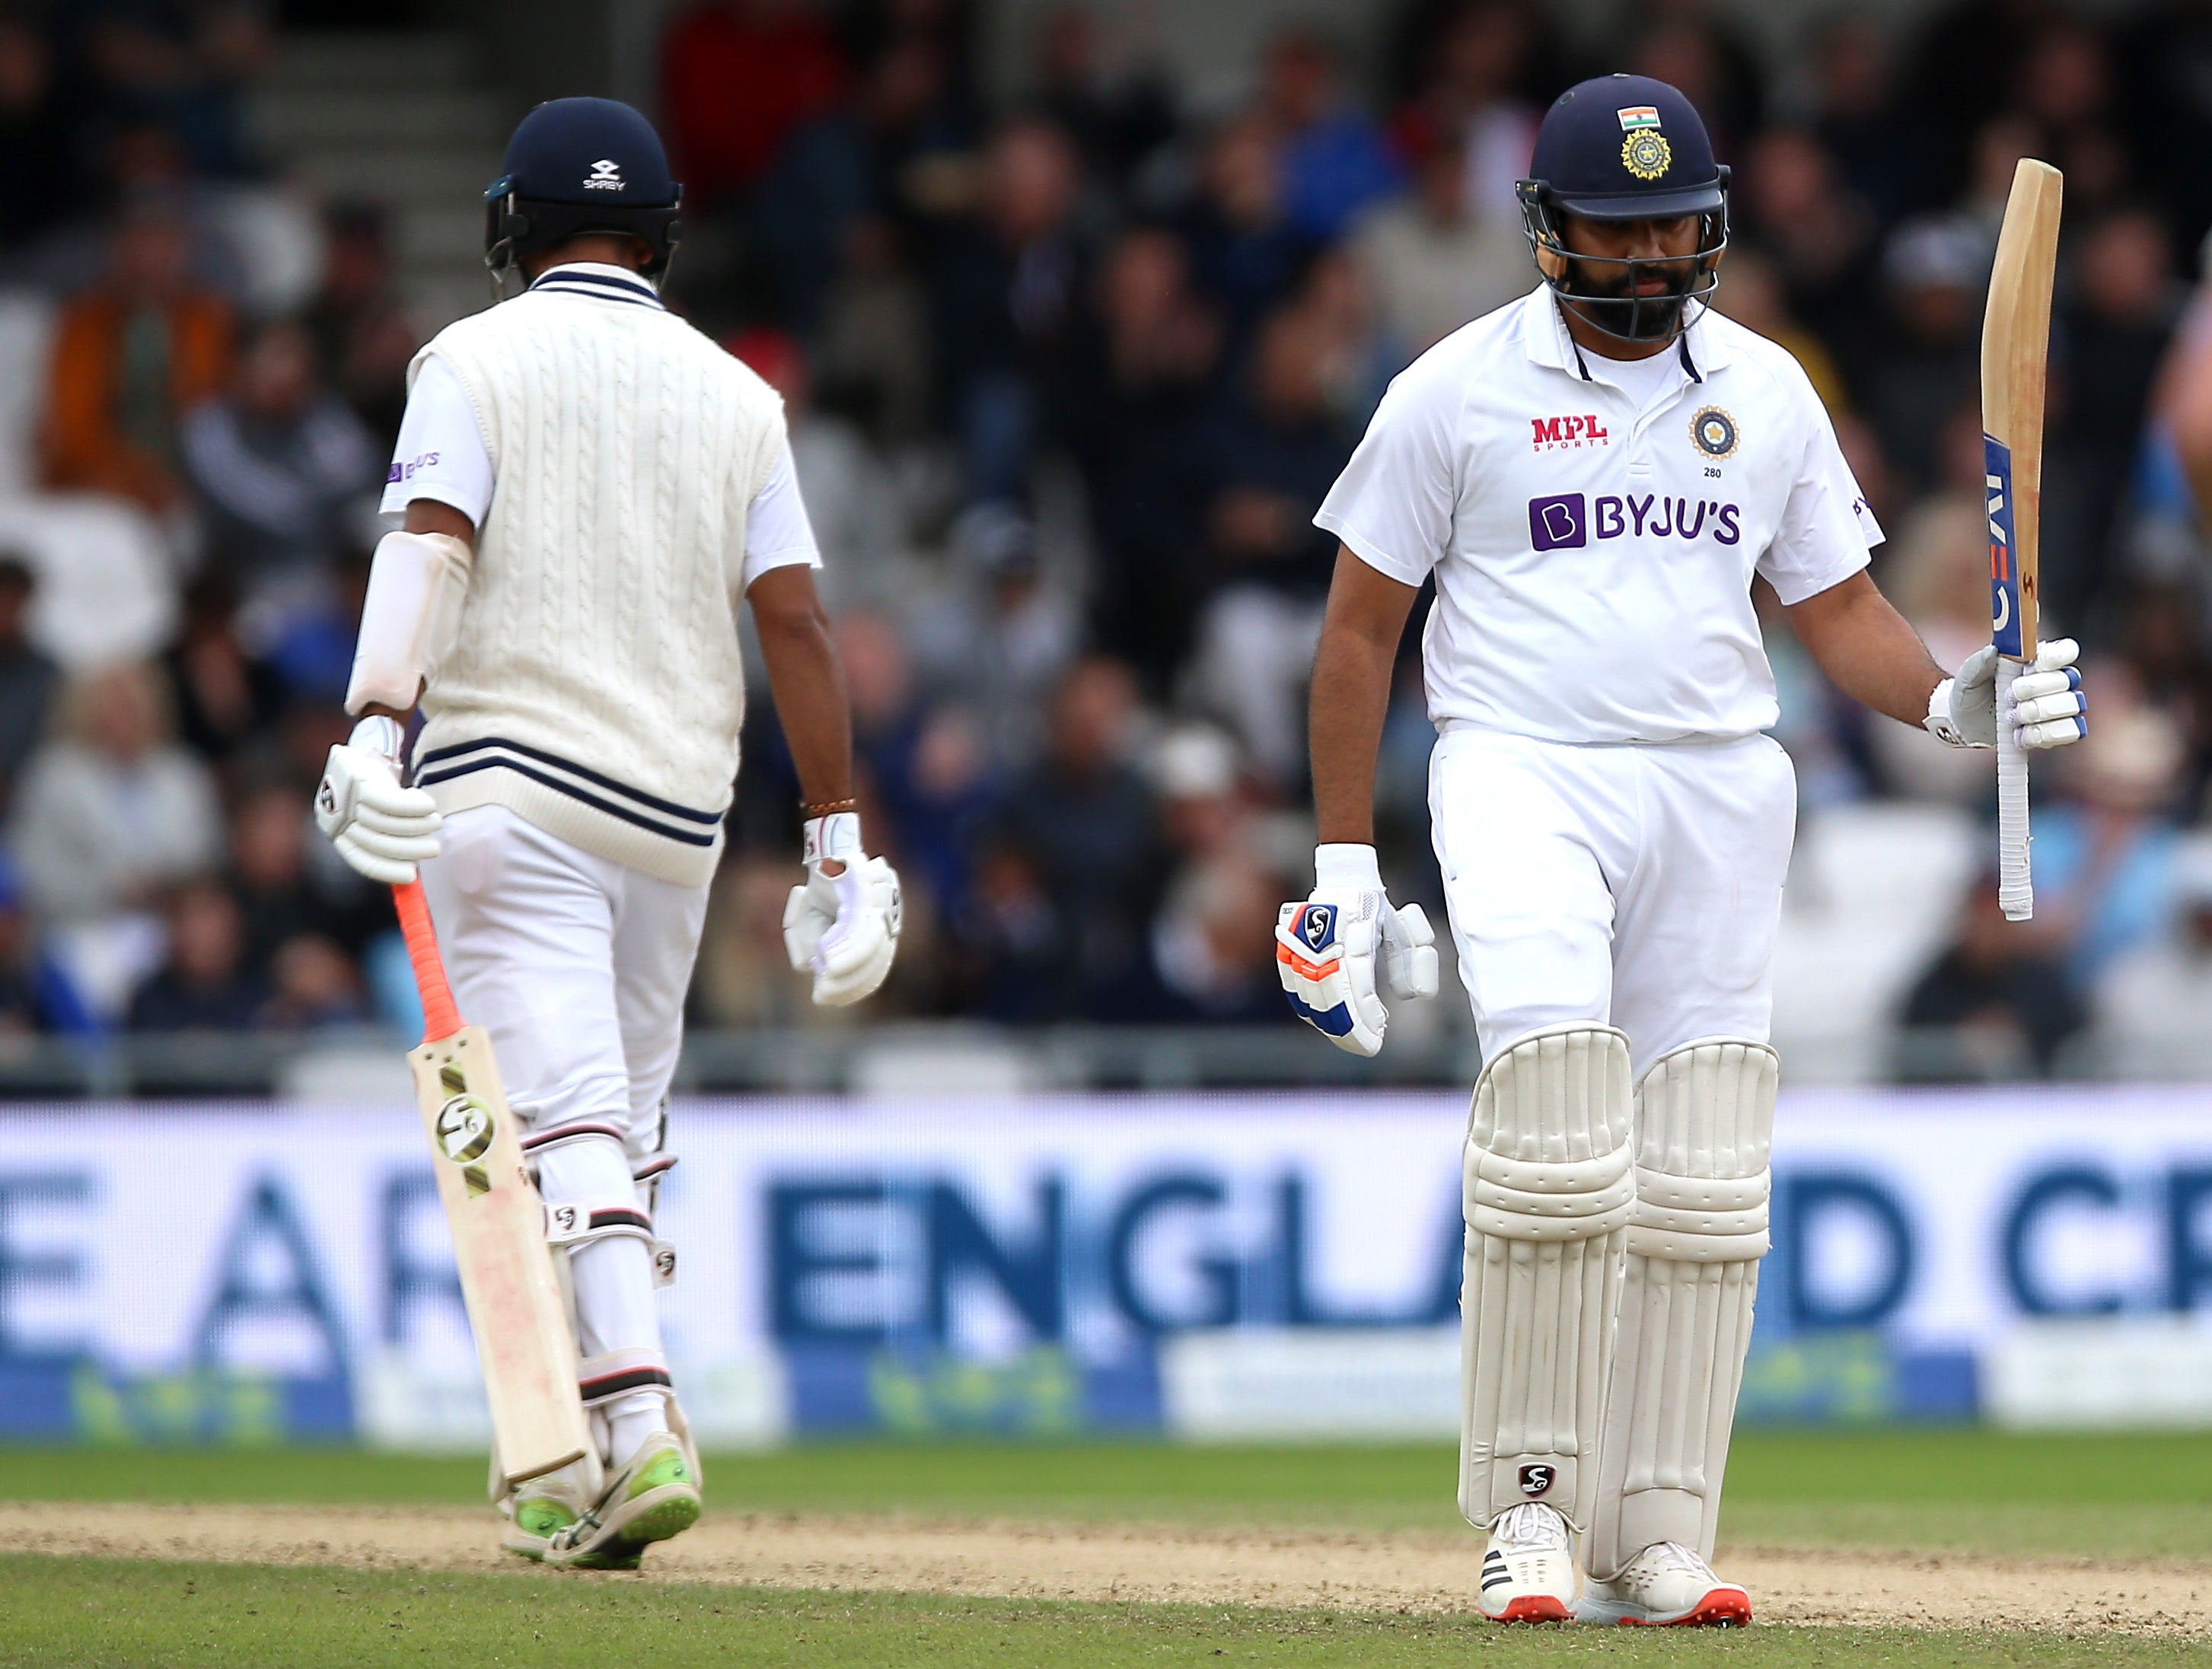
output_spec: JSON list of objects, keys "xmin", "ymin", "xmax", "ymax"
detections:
[
  {"xmin": 392, "ymin": 879, "xmax": 465, "ymax": 1043},
  {"xmin": 1995, "ymin": 658, "xmax": 2033, "ymax": 921}
]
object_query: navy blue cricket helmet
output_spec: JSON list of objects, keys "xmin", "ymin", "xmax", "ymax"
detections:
[
  {"xmin": 1516, "ymin": 75, "xmax": 1729, "ymax": 343},
  {"xmin": 484, "ymin": 97, "xmax": 682, "ymax": 287}
]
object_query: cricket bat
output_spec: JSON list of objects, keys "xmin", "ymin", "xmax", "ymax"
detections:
[
  {"xmin": 1982, "ymin": 158, "xmax": 2062, "ymax": 922},
  {"xmin": 392, "ymin": 879, "xmax": 594, "ymax": 1496}
]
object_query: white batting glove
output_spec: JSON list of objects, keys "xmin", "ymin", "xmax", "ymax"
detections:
[
  {"xmin": 314, "ymin": 716, "xmax": 442, "ymax": 885},
  {"xmin": 1275, "ymin": 843, "xmax": 1438, "ymax": 1057},
  {"xmin": 783, "ymin": 811, "xmax": 902, "ymax": 1006},
  {"xmin": 1927, "ymin": 639, "xmax": 2088, "ymax": 750}
]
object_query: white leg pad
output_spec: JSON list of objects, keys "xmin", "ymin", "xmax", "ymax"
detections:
[
  {"xmin": 1459, "ymin": 1023, "xmax": 1636, "ymax": 1529},
  {"xmin": 1587, "ymin": 1038, "xmax": 1777, "ymax": 1578}
]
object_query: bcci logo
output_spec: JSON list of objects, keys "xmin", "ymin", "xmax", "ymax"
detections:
[
  {"xmin": 1519, "ymin": 1464, "xmax": 1555, "ymax": 1497},
  {"xmin": 1299, "ymin": 903, "xmax": 1336, "ymax": 953},
  {"xmin": 1622, "ymin": 129, "xmax": 1672, "ymax": 180},
  {"xmin": 1690, "ymin": 406, "xmax": 1739, "ymax": 459},
  {"xmin": 435, "ymin": 1094, "xmax": 496, "ymax": 1164}
]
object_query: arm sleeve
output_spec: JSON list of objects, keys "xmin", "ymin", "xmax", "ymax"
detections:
[
  {"xmin": 1758, "ymin": 387, "xmax": 1883, "ymax": 604},
  {"xmin": 741, "ymin": 440, "xmax": 824, "ymax": 589},
  {"xmin": 1312, "ymin": 365, "xmax": 1461, "ymax": 585},
  {"xmin": 378, "ymin": 354, "xmax": 495, "ymax": 528}
]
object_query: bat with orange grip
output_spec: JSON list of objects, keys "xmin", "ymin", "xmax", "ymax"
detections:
[{"xmin": 393, "ymin": 880, "xmax": 594, "ymax": 1495}]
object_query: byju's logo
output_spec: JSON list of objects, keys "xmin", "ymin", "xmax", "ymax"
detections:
[
  {"xmin": 1529, "ymin": 494, "xmax": 1586, "ymax": 551},
  {"xmin": 1528, "ymin": 492, "xmax": 1742, "ymax": 551},
  {"xmin": 585, "ymin": 158, "xmax": 626, "ymax": 191}
]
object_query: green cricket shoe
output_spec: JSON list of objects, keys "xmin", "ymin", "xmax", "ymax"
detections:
[
  {"xmin": 502, "ymin": 1477, "xmax": 643, "ymax": 1570},
  {"xmin": 541, "ymin": 1434, "xmax": 703, "ymax": 1570}
]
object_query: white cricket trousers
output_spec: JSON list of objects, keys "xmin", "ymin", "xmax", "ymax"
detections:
[
  {"xmin": 1435, "ymin": 727, "xmax": 1791, "ymax": 1561},
  {"xmin": 419, "ymin": 804, "xmax": 711, "ymax": 1156},
  {"xmin": 1429, "ymin": 727, "xmax": 1796, "ymax": 1071},
  {"xmin": 419, "ymin": 804, "xmax": 712, "ymax": 1459}
]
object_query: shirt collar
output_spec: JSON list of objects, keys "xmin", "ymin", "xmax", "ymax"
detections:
[
  {"xmin": 1519, "ymin": 284, "xmax": 1732, "ymax": 383},
  {"xmin": 526, "ymin": 262, "xmax": 665, "ymax": 310}
]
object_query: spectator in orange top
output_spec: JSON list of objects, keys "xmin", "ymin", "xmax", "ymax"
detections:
[
  {"xmin": 41, "ymin": 205, "xmax": 231, "ymax": 514},
  {"xmin": 660, "ymin": 0, "xmax": 848, "ymax": 212}
]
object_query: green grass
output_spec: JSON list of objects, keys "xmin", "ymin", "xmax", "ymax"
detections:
[
  {"xmin": 0, "ymin": 1556, "xmax": 2204, "ymax": 1669},
  {"xmin": 6, "ymin": 1432, "xmax": 2212, "ymax": 1557}
]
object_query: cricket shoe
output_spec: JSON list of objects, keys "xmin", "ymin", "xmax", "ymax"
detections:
[
  {"xmin": 536, "ymin": 1434, "xmax": 703, "ymax": 1571},
  {"xmin": 1576, "ymin": 1541, "xmax": 1751, "ymax": 1626},
  {"xmin": 502, "ymin": 1473, "xmax": 636, "ymax": 1571},
  {"xmin": 1477, "ymin": 1502, "xmax": 1578, "ymax": 1622}
]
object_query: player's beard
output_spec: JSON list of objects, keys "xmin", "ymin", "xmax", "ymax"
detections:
[{"xmin": 1562, "ymin": 255, "xmax": 1700, "ymax": 342}]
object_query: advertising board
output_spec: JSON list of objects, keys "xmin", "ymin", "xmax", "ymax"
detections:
[{"xmin": 0, "ymin": 1087, "xmax": 2207, "ymax": 1441}]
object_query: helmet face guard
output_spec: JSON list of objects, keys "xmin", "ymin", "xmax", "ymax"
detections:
[
  {"xmin": 1517, "ymin": 174, "xmax": 1729, "ymax": 347},
  {"xmin": 483, "ymin": 175, "xmax": 683, "ymax": 295}
]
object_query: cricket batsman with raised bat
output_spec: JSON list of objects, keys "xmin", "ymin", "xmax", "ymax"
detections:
[
  {"xmin": 313, "ymin": 97, "xmax": 900, "ymax": 1568},
  {"xmin": 1276, "ymin": 75, "xmax": 2088, "ymax": 1624}
]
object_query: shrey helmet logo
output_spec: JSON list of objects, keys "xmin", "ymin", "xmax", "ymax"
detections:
[
  {"xmin": 1518, "ymin": 1464, "xmax": 1555, "ymax": 1497},
  {"xmin": 435, "ymin": 1094, "xmax": 496, "ymax": 1164},
  {"xmin": 1622, "ymin": 129, "xmax": 1672, "ymax": 180},
  {"xmin": 1691, "ymin": 406, "xmax": 1739, "ymax": 459},
  {"xmin": 585, "ymin": 158, "xmax": 625, "ymax": 190}
]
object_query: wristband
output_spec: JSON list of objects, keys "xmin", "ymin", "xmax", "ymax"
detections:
[
  {"xmin": 803, "ymin": 811, "xmax": 862, "ymax": 868},
  {"xmin": 1314, "ymin": 842, "xmax": 1385, "ymax": 893}
]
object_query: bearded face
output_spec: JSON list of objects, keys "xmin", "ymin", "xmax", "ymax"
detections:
[{"xmin": 1520, "ymin": 198, "xmax": 1729, "ymax": 346}]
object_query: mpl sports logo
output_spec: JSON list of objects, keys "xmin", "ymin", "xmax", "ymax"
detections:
[
  {"xmin": 1528, "ymin": 492, "xmax": 1742, "ymax": 552},
  {"xmin": 1532, "ymin": 413, "xmax": 1610, "ymax": 452}
]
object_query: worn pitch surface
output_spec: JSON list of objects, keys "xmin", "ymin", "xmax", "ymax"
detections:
[{"xmin": 2, "ymin": 1499, "xmax": 2210, "ymax": 1635}]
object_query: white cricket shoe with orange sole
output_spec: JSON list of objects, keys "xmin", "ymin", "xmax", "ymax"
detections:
[
  {"xmin": 1477, "ymin": 1502, "xmax": 1578, "ymax": 1622},
  {"xmin": 1575, "ymin": 1540, "xmax": 1751, "ymax": 1626}
]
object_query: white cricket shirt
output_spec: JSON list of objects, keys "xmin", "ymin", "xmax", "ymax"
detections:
[{"xmin": 1315, "ymin": 285, "xmax": 1880, "ymax": 744}]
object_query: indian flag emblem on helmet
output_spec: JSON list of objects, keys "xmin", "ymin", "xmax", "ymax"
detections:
[
  {"xmin": 1622, "ymin": 129, "xmax": 1672, "ymax": 180},
  {"xmin": 1617, "ymin": 106, "xmax": 1662, "ymax": 130}
]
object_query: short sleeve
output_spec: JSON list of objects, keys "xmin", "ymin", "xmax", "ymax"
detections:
[
  {"xmin": 1313, "ymin": 364, "xmax": 1461, "ymax": 585},
  {"xmin": 740, "ymin": 440, "xmax": 823, "ymax": 590},
  {"xmin": 378, "ymin": 355, "xmax": 495, "ymax": 527},
  {"xmin": 1758, "ymin": 390, "xmax": 1882, "ymax": 604}
]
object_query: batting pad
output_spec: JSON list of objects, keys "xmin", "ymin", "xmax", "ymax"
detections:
[
  {"xmin": 1458, "ymin": 1023, "xmax": 1636, "ymax": 1530},
  {"xmin": 1586, "ymin": 1037, "xmax": 1777, "ymax": 1578}
]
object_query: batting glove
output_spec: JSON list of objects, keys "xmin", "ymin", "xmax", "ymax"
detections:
[
  {"xmin": 783, "ymin": 811, "xmax": 902, "ymax": 1006},
  {"xmin": 314, "ymin": 716, "xmax": 442, "ymax": 885},
  {"xmin": 1276, "ymin": 843, "xmax": 1439, "ymax": 1057},
  {"xmin": 1928, "ymin": 639, "xmax": 2088, "ymax": 750}
]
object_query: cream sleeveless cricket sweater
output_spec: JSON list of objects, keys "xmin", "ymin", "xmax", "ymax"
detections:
[{"xmin": 409, "ymin": 267, "xmax": 785, "ymax": 886}]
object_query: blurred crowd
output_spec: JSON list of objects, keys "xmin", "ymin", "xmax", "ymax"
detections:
[{"xmin": 8, "ymin": 0, "xmax": 2212, "ymax": 1078}]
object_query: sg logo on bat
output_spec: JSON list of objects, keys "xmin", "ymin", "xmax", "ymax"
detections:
[
  {"xmin": 1986, "ymin": 435, "xmax": 2023, "ymax": 657},
  {"xmin": 435, "ymin": 1094, "xmax": 496, "ymax": 1164}
]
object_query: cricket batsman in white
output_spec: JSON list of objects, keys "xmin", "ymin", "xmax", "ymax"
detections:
[
  {"xmin": 314, "ymin": 97, "xmax": 900, "ymax": 1568},
  {"xmin": 1276, "ymin": 75, "xmax": 2088, "ymax": 1625}
]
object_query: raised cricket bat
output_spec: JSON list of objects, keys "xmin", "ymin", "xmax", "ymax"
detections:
[
  {"xmin": 1982, "ymin": 158, "xmax": 2061, "ymax": 922},
  {"xmin": 393, "ymin": 879, "xmax": 594, "ymax": 1496}
]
